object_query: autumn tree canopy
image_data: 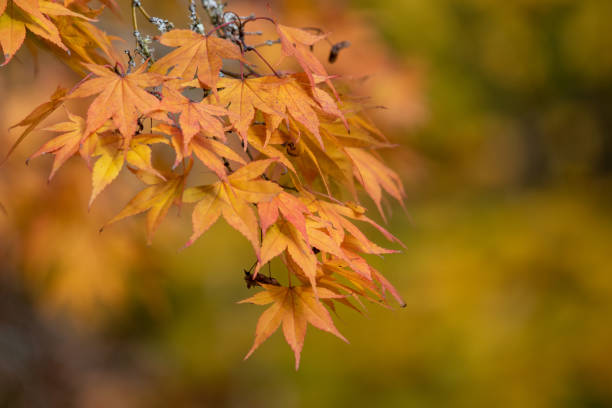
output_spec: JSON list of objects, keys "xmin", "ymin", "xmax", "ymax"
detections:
[{"xmin": 1, "ymin": 0, "xmax": 406, "ymax": 369}]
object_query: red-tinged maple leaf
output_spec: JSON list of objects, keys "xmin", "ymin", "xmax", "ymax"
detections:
[
  {"xmin": 291, "ymin": 72, "xmax": 348, "ymax": 131},
  {"xmin": 344, "ymin": 147, "xmax": 405, "ymax": 220},
  {"xmin": 150, "ymin": 29, "xmax": 245, "ymax": 91},
  {"xmin": 301, "ymin": 194, "xmax": 404, "ymax": 255},
  {"xmin": 159, "ymin": 122, "xmax": 246, "ymax": 180},
  {"xmin": 320, "ymin": 259, "xmax": 390, "ymax": 307},
  {"xmin": 257, "ymin": 220, "xmax": 318, "ymax": 289},
  {"xmin": 370, "ymin": 266, "xmax": 406, "ymax": 307},
  {"xmin": 264, "ymin": 76, "xmax": 326, "ymax": 148},
  {"xmin": 239, "ymin": 284, "xmax": 347, "ymax": 370},
  {"xmin": 246, "ymin": 125, "xmax": 297, "ymax": 174},
  {"xmin": 320, "ymin": 117, "xmax": 390, "ymax": 150},
  {"xmin": 0, "ymin": 0, "xmax": 71, "ymax": 66},
  {"xmin": 190, "ymin": 136, "xmax": 246, "ymax": 180},
  {"xmin": 323, "ymin": 201, "xmax": 405, "ymax": 248},
  {"xmin": 258, "ymin": 191, "xmax": 309, "ymax": 238},
  {"xmin": 276, "ymin": 24, "xmax": 338, "ymax": 98},
  {"xmin": 153, "ymin": 122, "xmax": 245, "ymax": 179},
  {"xmin": 157, "ymin": 85, "xmax": 229, "ymax": 150},
  {"xmin": 27, "ymin": 110, "xmax": 87, "ymax": 181},
  {"xmin": 67, "ymin": 63, "xmax": 165, "ymax": 142},
  {"xmin": 183, "ymin": 159, "xmax": 283, "ymax": 256},
  {"xmin": 103, "ymin": 163, "xmax": 191, "ymax": 244},
  {"xmin": 3, "ymin": 86, "xmax": 67, "ymax": 164},
  {"xmin": 213, "ymin": 76, "xmax": 285, "ymax": 143},
  {"xmin": 279, "ymin": 128, "xmax": 350, "ymax": 196}
]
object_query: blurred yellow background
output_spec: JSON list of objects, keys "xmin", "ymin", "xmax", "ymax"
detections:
[{"xmin": 1, "ymin": 0, "xmax": 611, "ymax": 407}]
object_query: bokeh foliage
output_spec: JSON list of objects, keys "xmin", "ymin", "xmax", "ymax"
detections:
[{"xmin": 1, "ymin": 0, "xmax": 611, "ymax": 406}]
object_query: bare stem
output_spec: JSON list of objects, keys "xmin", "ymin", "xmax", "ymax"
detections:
[{"xmin": 131, "ymin": 1, "xmax": 155, "ymax": 63}]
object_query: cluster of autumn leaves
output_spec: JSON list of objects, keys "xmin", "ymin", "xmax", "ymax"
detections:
[{"xmin": 2, "ymin": 0, "xmax": 406, "ymax": 368}]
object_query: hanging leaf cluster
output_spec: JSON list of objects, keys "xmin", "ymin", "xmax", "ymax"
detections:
[{"xmin": 2, "ymin": 0, "xmax": 407, "ymax": 369}]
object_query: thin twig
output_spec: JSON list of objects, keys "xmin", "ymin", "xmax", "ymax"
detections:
[{"xmin": 245, "ymin": 46, "xmax": 280, "ymax": 77}]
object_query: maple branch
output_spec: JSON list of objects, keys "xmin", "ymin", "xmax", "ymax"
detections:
[
  {"xmin": 201, "ymin": 0, "xmax": 225, "ymax": 27},
  {"xmin": 240, "ymin": 16, "xmax": 276, "ymax": 26},
  {"xmin": 189, "ymin": 0, "xmax": 205, "ymax": 34},
  {"xmin": 205, "ymin": 19, "xmax": 240, "ymax": 38},
  {"xmin": 134, "ymin": 0, "xmax": 153, "ymax": 21},
  {"xmin": 131, "ymin": 2, "xmax": 139, "ymax": 35},
  {"xmin": 244, "ymin": 46, "xmax": 280, "ymax": 77},
  {"xmin": 131, "ymin": 1, "xmax": 155, "ymax": 63},
  {"xmin": 249, "ymin": 39, "xmax": 281, "ymax": 49}
]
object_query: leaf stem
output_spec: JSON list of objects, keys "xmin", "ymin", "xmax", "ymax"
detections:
[{"xmin": 245, "ymin": 46, "xmax": 280, "ymax": 77}]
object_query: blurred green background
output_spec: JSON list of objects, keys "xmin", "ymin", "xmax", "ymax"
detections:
[{"xmin": 1, "ymin": 0, "xmax": 611, "ymax": 406}]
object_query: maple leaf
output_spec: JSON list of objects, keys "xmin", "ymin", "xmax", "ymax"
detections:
[
  {"xmin": 150, "ymin": 29, "xmax": 244, "ymax": 91},
  {"xmin": 0, "ymin": 0, "xmax": 71, "ymax": 66},
  {"xmin": 27, "ymin": 110, "xmax": 87, "ymax": 181},
  {"xmin": 153, "ymin": 122, "xmax": 245, "ymax": 180},
  {"xmin": 258, "ymin": 191, "xmax": 309, "ymax": 237},
  {"xmin": 89, "ymin": 131, "xmax": 124, "ymax": 207},
  {"xmin": 157, "ymin": 85, "xmax": 228, "ymax": 150},
  {"xmin": 67, "ymin": 63, "xmax": 165, "ymax": 142},
  {"xmin": 264, "ymin": 76, "xmax": 325, "ymax": 148},
  {"xmin": 278, "ymin": 127, "xmax": 350, "ymax": 196},
  {"xmin": 103, "ymin": 163, "xmax": 191, "ymax": 244},
  {"xmin": 184, "ymin": 159, "xmax": 283, "ymax": 257},
  {"xmin": 240, "ymin": 284, "xmax": 348, "ymax": 369},
  {"xmin": 320, "ymin": 114, "xmax": 390, "ymax": 149},
  {"xmin": 3, "ymin": 85, "xmax": 66, "ymax": 164},
  {"xmin": 344, "ymin": 147, "xmax": 405, "ymax": 220},
  {"xmin": 276, "ymin": 24, "xmax": 338, "ymax": 97},
  {"xmin": 258, "ymin": 220, "xmax": 318, "ymax": 288},
  {"xmin": 245, "ymin": 125, "xmax": 297, "ymax": 174},
  {"xmin": 125, "ymin": 133, "xmax": 169, "ymax": 178},
  {"xmin": 213, "ymin": 76, "xmax": 285, "ymax": 143},
  {"xmin": 52, "ymin": 9, "xmax": 122, "ymax": 72},
  {"xmin": 88, "ymin": 131, "xmax": 169, "ymax": 207}
]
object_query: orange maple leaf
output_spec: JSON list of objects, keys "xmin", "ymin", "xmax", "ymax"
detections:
[
  {"xmin": 344, "ymin": 147, "xmax": 405, "ymax": 220},
  {"xmin": 156, "ymin": 122, "xmax": 245, "ymax": 180},
  {"xmin": 258, "ymin": 191, "xmax": 309, "ymax": 238},
  {"xmin": 157, "ymin": 85, "xmax": 229, "ymax": 150},
  {"xmin": 103, "ymin": 163, "xmax": 191, "ymax": 244},
  {"xmin": 213, "ymin": 76, "xmax": 285, "ymax": 143},
  {"xmin": 150, "ymin": 29, "xmax": 245, "ymax": 91},
  {"xmin": 184, "ymin": 159, "xmax": 283, "ymax": 257},
  {"xmin": 87, "ymin": 131, "xmax": 170, "ymax": 207},
  {"xmin": 0, "ymin": 0, "xmax": 76, "ymax": 65},
  {"xmin": 67, "ymin": 63, "xmax": 165, "ymax": 142},
  {"xmin": 239, "ymin": 284, "xmax": 348, "ymax": 370},
  {"xmin": 276, "ymin": 24, "xmax": 338, "ymax": 98},
  {"xmin": 265, "ymin": 76, "xmax": 326, "ymax": 147},
  {"xmin": 27, "ymin": 110, "xmax": 87, "ymax": 181},
  {"xmin": 257, "ymin": 220, "xmax": 318, "ymax": 289},
  {"xmin": 3, "ymin": 86, "xmax": 67, "ymax": 164}
]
